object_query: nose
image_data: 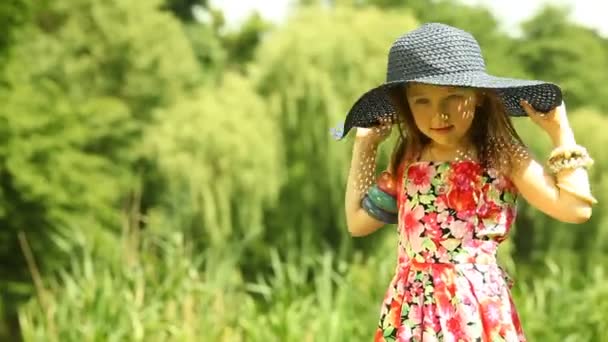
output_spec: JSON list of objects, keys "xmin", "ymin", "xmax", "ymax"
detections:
[
  {"xmin": 439, "ymin": 98, "xmax": 450, "ymax": 115},
  {"xmin": 433, "ymin": 101, "xmax": 450, "ymax": 123}
]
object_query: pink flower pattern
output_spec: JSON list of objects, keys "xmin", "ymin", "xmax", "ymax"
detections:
[{"xmin": 374, "ymin": 161, "xmax": 525, "ymax": 342}]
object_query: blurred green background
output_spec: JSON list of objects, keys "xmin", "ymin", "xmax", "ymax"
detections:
[{"xmin": 0, "ymin": 0, "xmax": 607, "ymax": 341}]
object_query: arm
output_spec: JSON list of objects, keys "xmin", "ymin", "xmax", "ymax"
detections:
[
  {"xmin": 345, "ymin": 137, "xmax": 386, "ymax": 236},
  {"xmin": 509, "ymin": 127, "xmax": 595, "ymax": 224}
]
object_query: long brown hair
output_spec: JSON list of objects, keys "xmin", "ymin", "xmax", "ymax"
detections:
[{"xmin": 387, "ymin": 84, "xmax": 527, "ymax": 177}]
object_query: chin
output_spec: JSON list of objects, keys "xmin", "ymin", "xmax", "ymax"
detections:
[{"xmin": 428, "ymin": 135, "xmax": 455, "ymax": 146}]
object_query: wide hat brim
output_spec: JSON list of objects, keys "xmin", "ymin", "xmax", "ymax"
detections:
[{"xmin": 330, "ymin": 70, "xmax": 562, "ymax": 140}]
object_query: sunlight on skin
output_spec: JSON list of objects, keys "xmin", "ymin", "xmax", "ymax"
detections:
[{"xmin": 404, "ymin": 83, "xmax": 479, "ymax": 159}]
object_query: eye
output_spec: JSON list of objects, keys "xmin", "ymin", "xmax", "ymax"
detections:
[
  {"xmin": 414, "ymin": 98, "xmax": 430, "ymax": 105},
  {"xmin": 447, "ymin": 94, "xmax": 464, "ymax": 101}
]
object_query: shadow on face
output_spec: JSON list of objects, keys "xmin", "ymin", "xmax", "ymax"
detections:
[{"xmin": 404, "ymin": 83, "xmax": 481, "ymax": 147}]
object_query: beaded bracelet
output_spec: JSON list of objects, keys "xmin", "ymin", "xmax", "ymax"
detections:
[
  {"xmin": 548, "ymin": 144, "xmax": 588, "ymax": 161},
  {"xmin": 361, "ymin": 194, "xmax": 398, "ymax": 224},
  {"xmin": 546, "ymin": 145, "xmax": 594, "ymax": 174},
  {"xmin": 547, "ymin": 155, "xmax": 594, "ymax": 174}
]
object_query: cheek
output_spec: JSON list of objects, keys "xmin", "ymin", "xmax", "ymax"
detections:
[
  {"xmin": 454, "ymin": 111, "xmax": 475, "ymax": 133},
  {"xmin": 447, "ymin": 99, "xmax": 476, "ymax": 118},
  {"xmin": 411, "ymin": 109, "xmax": 432, "ymax": 129}
]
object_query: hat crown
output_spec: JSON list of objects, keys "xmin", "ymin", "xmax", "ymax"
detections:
[{"xmin": 386, "ymin": 23, "xmax": 486, "ymax": 82}]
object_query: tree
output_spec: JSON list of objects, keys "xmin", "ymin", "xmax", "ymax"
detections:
[
  {"xmin": 162, "ymin": 0, "xmax": 208, "ymax": 22},
  {"xmin": 325, "ymin": 0, "xmax": 529, "ymax": 77},
  {"xmin": 0, "ymin": 0, "xmax": 32, "ymax": 71},
  {"xmin": 250, "ymin": 6, "xmax": 419, "ymax": 263},
  {"xmin": 516, "ymin": 5, "xmax": 608, "ymax": 112},
  {"xmin": 144, "ymin": 72, "xmax": 282, "ymax": 247},
  {"xmin": 0, "ymin": 0, "xmax": 200, "ymax": 337}
]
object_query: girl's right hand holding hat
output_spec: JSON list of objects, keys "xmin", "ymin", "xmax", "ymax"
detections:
[{"xmin": 355, "ymin": 123, "xmax": 393, "ymax": 145}]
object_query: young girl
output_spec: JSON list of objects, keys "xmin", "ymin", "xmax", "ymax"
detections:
[{"xmin": 334, "ymin": 23, "xmax": 597, "ymax": 341}]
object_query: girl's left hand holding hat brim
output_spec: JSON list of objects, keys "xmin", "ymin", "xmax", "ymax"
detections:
[{"xmin": 520, "ymin": 100, "xmax": 572, "ymax": 138}]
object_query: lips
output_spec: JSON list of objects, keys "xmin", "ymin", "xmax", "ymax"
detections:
[{"xmin": 431, "ymin": 125, "xmax": 454, "ymax": 132}]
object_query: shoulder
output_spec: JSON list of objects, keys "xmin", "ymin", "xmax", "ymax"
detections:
[{"xmin": 486, "ymin": 137, "xmax": 534, "ymax": 180}]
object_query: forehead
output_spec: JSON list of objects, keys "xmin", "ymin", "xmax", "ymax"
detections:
[{"xmin": 406, "ymin": 83, "xmax": 470, "ymax": 96}]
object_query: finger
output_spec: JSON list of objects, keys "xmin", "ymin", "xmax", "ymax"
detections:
[
  {"xmin": 555, "ymin": 101, "xmax": 567, "ymax": 116},
  {"xmin": 519, "ymin": 99, "xmax": 537, "ymax": 116},
  {"xmin": 521, "ymin": 100, "xmax": 550, "ymax": 118},
  {"xmin": 376, "ymin": 123, "xmax": 392, "ymax": 132}
]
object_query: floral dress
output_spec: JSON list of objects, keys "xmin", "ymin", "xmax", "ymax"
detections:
[{"xmin": 374, "ymin": 160, "xmax": 526, "ymax": 342}]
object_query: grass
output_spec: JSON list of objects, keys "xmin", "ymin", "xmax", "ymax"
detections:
[{"xmin": 17, "ymin": 229, "xmax": 608, "ymax": 341}]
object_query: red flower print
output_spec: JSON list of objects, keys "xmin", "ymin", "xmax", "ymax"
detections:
[
  {"xmin": 403, "ymin": 204, "xmax": 425, "ymax": 229},
  {"xmin": 438, "ymin": 211, "xmax": 453, "ymax": 227},
  {"xmin": 477, "ymin": 183, "xmax": 503, "ymax": 221},
  {"xmin": 422, "ymin": 212, "xmax": 443, "ymax": 239},
  {"xmin": 480, "ymin": 299, "xmax": 502, "ymax": 329},
  {"xmin": 409, "ymin": 281, "xmax": 424, "ymax": 299},
  {"xmin": 376, "ymin": 160, "xmax": 526, "ymax": 342},
  {"xmin": 477, "ymin": 200, "xmax": 502, "ymax": 220},
  {"xmin": 435, "ymin": 193, "xmax": 449, "ymax": 212},
  {"xmin": 389, "ymin": 299, "xmax": 403, "ymax": 326},
  {"xmin": 450, "ymin": 162, "xmax": 482, "ymax": 184},
  {"xmin": 423, "ymin": 304, "xmax": 441, "ymax": 331},
  {"xmin": 396, "ymin": 324, "xmax": 412, "ymax": 341},
  {"xmin": 382, "ymin": 283, "xmax": 396, "ymax": 306},
  {"xmin": 444, "ymin": 312, "xmax": 469, "ymax": 341},
  {"xmin": 447, "ymin": 220, "xmax": 468, "ymax": 239},
  {"xmin": 406, "ymin": 164, "xmax": 436, "ymax": 194},
  {"xmin": 446, "ymin": 162, "xmax": 481, "ymax": 214},
  {"xmin": 402, "ymin": 205, "xmax": 425, "ymax": 252},
  {"xmin": 434, "ymin": 275, "xmax": 456, "ymax": 316},
  {"xmin": 446, "ymin": 315, "xmax": 459, "ymax": 330},
  {"xmin": 411, "ymin": 325, "xmax": 422, "ymax": 341},
  {"xmin": 436, "ymin": 246, "xmax": 452, "ymax": 263},
  {"xmin": 504, "ymin": 207, "xmax": 516, "ymax": 228},
  {"xmin": 374, "ymin": 328, "xmax": 385, "ymax": 342},
  {"xmin": 495, "ymin": 173, "xmax": 517, "ymax": 193},
  {"xmin": 422, "ymin": 212, "xmax": 439, "ymax": 227},
  {"xmin": 420, "ymin": 250, "xmax": 435, "ymax": 263},
  {"xmin": 446, "ymin": 187, "xmax": 478, "ymax": 215},
  {"xmin": 409, "ymin": 303, "xmax": 423, "ymax": 325},
  {"xmin": 426, "ymin": 224, "xmax": 443, "ymax": 240}
]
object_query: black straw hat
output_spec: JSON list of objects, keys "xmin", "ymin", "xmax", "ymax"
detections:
[{"xmin": 330, "ymin": 23, "xmax": 562, "ymax": 140}]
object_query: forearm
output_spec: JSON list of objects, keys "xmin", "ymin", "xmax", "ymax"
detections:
[
  {"xmin": 550, "ymin": 127, "xmax": 596, "ymax": 218},
  {"xmin": 344, "ymin": 138, "xmax": 384, "ymax": 235}
]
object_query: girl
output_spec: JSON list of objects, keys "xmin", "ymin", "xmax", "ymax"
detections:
[{"xmin": 333, "ymin": 23, "xmax": 597, "ymax": 341}]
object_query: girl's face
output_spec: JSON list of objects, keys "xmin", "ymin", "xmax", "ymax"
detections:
[{"xmin": 405, "ymin": 83, "xmax": 479, "ymax": 148}]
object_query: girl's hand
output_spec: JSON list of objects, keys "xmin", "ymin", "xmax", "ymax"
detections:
[
  {"xmin": 520, "ymin": 100, "xmax": 572, "ymax": 139},
  {"xmin": 355, "ymin": 123, "xmax": 393, "ymax": 145}
]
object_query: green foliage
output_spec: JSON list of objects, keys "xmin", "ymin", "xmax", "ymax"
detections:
[
  {"xmin": 0, "ymin": 0, "xmax": 201, "ymax": 337},
  {"xmin": 162, "ymin": 0, "xmax": 208, "ymax": 21},
  {"xmin": 4, "ymin": 0, "xmax": 608, "ymax": 340},
  {"xmin": 17, "ymin": 228, "xmax": 394, "ymax": 341},
  {"xmin": 510, "ymin": 110, "xmax": 608, "ymax": 264},
  {"xmin": 18, "ymin": 231, "xmax": 608, "ymax": 341},
  {"xmin": 222, "ymin": 13, "xmax": 274, "ymax": 69},
  {"xmin": 18, "ymin": 228, "xmax": 252, "ymax": 342},
  {"xmin": 251, "ymin": 6, "xmax": 418, "ymax": 260},
  {"xmin": 144, "ymin": 72, "xmax": 283, "ymax": 248},
  {"xmin": 0, "ymin": 0, "xmax": 32, "ymax": 69},
  {"xmin": 513, "ymin": 259, "xmax": 608, "ymax": 341},
  {"xmin": 181, "ymin": 22, "xmax": 227, "ymax": 83},
  {"xmin": 0, "ymin": 0, "xmax": 200, "ymax": 264},
  {"xmin": 349, "ymin": 0, "xmax": 528, "ymax": 77},
  {"xmin": 516, "ymin": 6, "xmax": 608, "ymax": 112}
]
